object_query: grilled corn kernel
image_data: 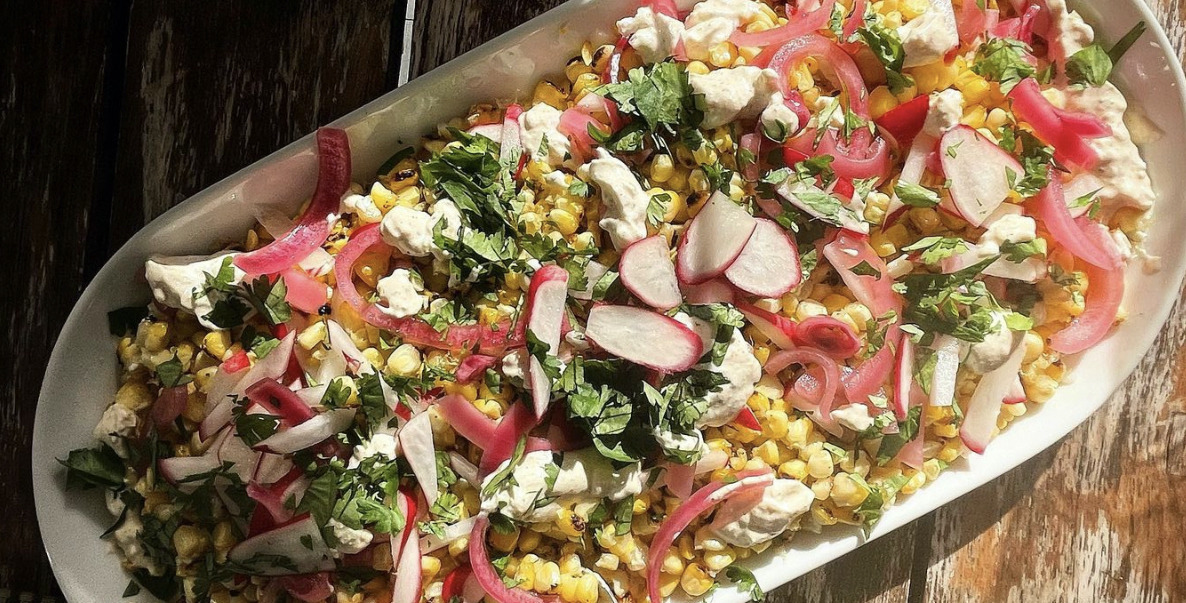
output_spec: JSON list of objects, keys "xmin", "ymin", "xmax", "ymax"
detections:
[
  {"xmin": 533, "ymin": 80, "xmax": 569, "ymax": 109},
  {"xmin": 536, "ymin": 561, "xmax": 562, "ymax": 593},
  {"xmin": 869, "ymin": 86, "xmax": 900, "ymax": 119},
  {"xmin": 386, "ymin": 344, "xmax": 422, "ymax": 377},
  {"xmin": 573, "ymin": 72, "xmax": 603, "ymax": 98},
  {"xmin": 831, "ymin": 473, "xmax": 871, "ymax": 507},
  {"xmin": 566, "ymin": 57, "xmax": 594, "ymax": 83},
  {"xmin": 173, "ymin": 525, "xmax": 211, "ymax": 560},
  {"xmin": 686, "ymin": 60, "xmax": 710, "ymax": 75},
  {"xmin": 807, "ymin": 449, "xmax": 834, "ymax": 479},
  {"xmin": 203, "ymin": 331, "xmax": 231, "ymax": 360},
  {"xmin": 900, "ymin": 0, "xmax": 929, "ymax": 19},
  {"xmin": 144, "ymin": 321, "xmax": 170, "ymax": 353},
  {"xmin": 115, "ymin": 381, "xmax": 153, "ymax": 411},
  {"xmin": 575, "ymin": 573, "xmax": 599, "ymax": 603},
  {"xmin": 794, "ymin": 300, "xmax": 828, "ymax": 321},
  {"xmin": 518, "ymin": 528, "xmax": 542, "ymax": 553},
  {"xmin": 297, "ymin": 321, "xmax": 328, "ymax": 350},
  {"xmin": 549, "ymin": 208, "xmax": 581, "ymax": 236},
  {"xmin": 680, "ymin": 564, "xmax": 713, "ymax": 597},
  {"xmin": 779, "ymin": 459, "xmax": 810, "ymax": 480},
  {"xmin": 962, "ymin": 105, "xmax": 988, "ymax": 129}
]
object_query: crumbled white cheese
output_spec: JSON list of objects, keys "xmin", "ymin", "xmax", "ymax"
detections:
[
  {"xmin": 328, "ymin": 518, "xmax": 374, "ymax": 556},
  {"xmin": 964, "ymin": 316, "xmax": 1017, "ymax": 374},
  {"xmin": 350, "ymin": 433, "xmax": 398, "ymax": 468},
  {"xmin": 144, "ymin": 252, "xmax": 246, "ymax": 330},
  {"xmin": 674, "ymin": 312, "xmax": 763, "ymax": 428},
  {"xmin": 519, "ymin": 103, "xmax": 573, "ymax": 167},
  {"xmin": 379, "ymin": 199, "xmax": 463, "ymax": 263},
  {"xmin": 480, "ymin": 450, "xmax": 651, "ymax": 522},
  {"xmin": 340, "ymin": 192, "xmax": 383, "ymax": 224},
  {"xmin": 683, "ymin": 0, "xmax": 764, "ymax": 61},
  {"xmin": 501, "ymin": 349, "xmax": 528, "ymax": 385},
  {"xmin": 898, "ymin": 3, "xmax": 959, "ymax": 68},
  {"xmin": 586, "ymin": 148, "xmax": 650, "ymax": 250},
  {"xmin": 375, "ymin": 268, "xmax": 426, "ymax": 318},
  {"xmin": 616, "ymin": 7, "xmax": 685, "ymax": 64},
  {"xmin": 760, "ymin": 92, "xmax": 801, "ymax": 142},
  {"xmin": 93, "ymin": 404, "xmax": 138, "ymax": 458},
  {"xmin": 708, "ymin": 478, "xmax": 814, "ymax": 547},
  {"xmin": 981, "ymin": 214, "xmax": 1037, "ymax": 249},
  {"xmin": 831, "ymin": 403, "xmax": 875, "ymax": 432},
  {"xmin": 689, "ymin": 66, "xmax": 778, "ymax": 129},
  {"xmin": 923, "ymin": 89, "xmax": 964, "ymax": 137}
]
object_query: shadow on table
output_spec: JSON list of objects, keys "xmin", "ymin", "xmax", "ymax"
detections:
[{"xmin": 769, "ymin": 438, "xmax": 1066, "ymax": 603}]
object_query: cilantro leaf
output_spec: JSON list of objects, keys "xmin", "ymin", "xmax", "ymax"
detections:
[
  {"xmin": 894, "ymin": 181, "xmax": 941, "ymax": 208},
  {"xmin": 155, "ymin": 354, "xmax": 193, "ymax": 388},
  {"xmin": 972, "ymin": 39, "xmax": 1036, "ymax": 92},
  {"xmin": 242, "ymin": 275, "xmax": 292, "ymax": 326},
  {"xmin": 58, "ymin": 446, "xmax": 125, "ymax": 490},
  {"xmin": 857, "ymin": 23, "xmax": 914, "ymax": 94},
  {"xmin": 1066, "ymin": 44, "xmax": 1113, "ymax": 87}
]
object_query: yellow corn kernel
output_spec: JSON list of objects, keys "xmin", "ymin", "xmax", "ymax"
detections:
[
  {"xmin": 899, "ymin": 470, "xmax": 927, "ymax": 495},
  {"xmin": 576, "ymin": 573, "xmax": 599, "ymax": 603},
  {"xmin": 173, "ymin": 525, "xmax": 211, "ymax": 561},
  {"xmin": 386, "ymin": 344, "xmax": 422, "ymax": 377},
  {"xmin": 869, "ymin": 86, "xmax": 900, "ymax": 119},
  {"xmin": 650, "ymin": 154, "xmax": 676, "ymax": 183},
  {"xmin": 779, "ymin": 459, "xmax": 809, "ymax": 480},
  {"xmin": 869, "ymin": 231, "xmax": 897, "ymax": 257},
  {"xmin": 211, "ymin": 521, "xmax": 237, "ymax": 554},
  {"xmin": 535, "ymin": 561, "xmax": 562, "ymax": 593},
  {"xmin": 831, "ymin": 473, "xmax": 871, "ymax": 507},
  {"xmin": 558, "ymin": 574, "xmax": 580, "ymax": 603},
  {"xmin": 686, "ymin": 60, "xmax": 710, "ymax": 75},
  {"xmin": 900, "ymin": 0, "xmax": 929, "ymax": 19},
  {"xmin": 549, "ymin": 208, "xmax": 581, "ymax": 236},
  {"xmin": 565, "ymin": 57, "xmax": 594, "ymax": 83},
  {"xmin": 115, "ymin": 381, "xmax": 153, "ymax": 411},
  {"xmin": 533, "ymin": 80, "xmax": 569, "ymax": 109},
  {"xmin": 764, "ymin": 409, "xmax": 790, "ymax": 440},
  {"xmin": 659, "ymin": 572, "xmax": 681, "ymax": 598},
  {"xmin": 821, "ymin": 293, "xmax": 852, "ymax": 314},
  {"xmin": 794, "ymin": 300, "xmax": 828, "ymax": 321},
  {"xmin": 518, "ymin": 528, "xmax": 542, "ymax": 553},
  {"xmin": 962, "ymin": 105, "xmax": 988, "ymax": 129},
  {"xmin": 1022, "ymin": 331, "xmax": 1045, "ymax": 363},
  {"xmin": 708, "ymin": 42, "xmax": 738, "ymax": 68},
  {"xmin": 753, "ymin": 440, "xmax": 781, "ymax": 467},
  {"xmin": 557, "ymin": 508, "xmax": 585, "ymax": 539},
  {"xmin": 573, "ymin": 72, "xmax": 603, "ymax": 98},
  {"xmin": 144, "ymin": 321, "xmax": 170, "ymax": 353},
  {"xmin": 909, "ymin": 207, "xmax": 942, "ymax": 234},
  {"xmin": 680, "ymin": 563, "xmax": 713, "ymax": 597},
  {"xmin": 202, "ymin": 331, "xmax": 231, "ymax": 360},
  {"xmin": 807, "ymin": 449, "xmax": 834, "ymax": 479},
  {"xmin": 297, "ymin": 321, "xmax": 328, "ymax": 351}
]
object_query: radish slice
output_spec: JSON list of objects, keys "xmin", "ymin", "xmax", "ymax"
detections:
[
  {"xmin": 524, "ymin": 265, "xmax": 569, "ymax": 417},
  {"xmin": 766, "ymin": 348, "xmax": 842, "ymax": 432},
  {"xmin": 252, "ymin": 453, "xmax": 294, "ymax": 485},
  {"xmin": 478, "ymin": 402, "xmax": 539, "ymax": 475},
  {"xmin": 730, "ymin": 0, "xmax": 834, "ymax": 48},
  {"xmin": 391, "ymin": 522, "xmax": 423, "ymax": 603},
  {"xmin": 253, "ymin": 408, "xmax": 356, "ymax": 454},
  {"xmin": 822, "ymin": 231, "xmax": 901, "ymax": 317},
  {"xmin": 1007, "ymin": 78, "xmax": 1110, "ymax": 170},
  {"xmin": 571, "ymin": 260, "xmax": 610, "ymax": 301},
  {"xmin": 456, "ymin": 355, "xmax": 499, "ymax": 384},
  {"xmin": 646, "ymin": 471, "xmax": 774, "ymax": 603},
  {"xmin": 737, "ymin": 302, "xmax": 797, "ymax": 349},
  {"xmin": 420, "ymin": 516, "xmax": 478, "ymax": 553},
  {"xmin": 682, "ymin": 279, "xmax": 736, "ymax": 305},
  {"xmin": 399, "ymin": 411, "xmax": 439, "ymax": 505},
  {"xmin": 326, "ymin": 320, "xmax": 373, "ymax": 374},
  {"xmin": 234, "ymin": 129, "xmax": 350, "ymax": 276},
  {"xmin": 467, "ymin": 123, "xmax": 503, "ymax": 141},
  {"xmin": 676, "ymin": 192, "xmax": 758, "ymax": 285},
  {"xmin": 151, "ymin": 385, "xmax": 188, "ymax": 430},
  {"xmin": 158, "ymin": 455, "xmax": 222, "ymax": 491},
  {"xmin": 201, "ymin": 333, "xmax": 297, "ymax": 440},
  {"xmin": 663, "ymin": 463, "xmax": 696, "ymax": 498},
  {"xmin": 245, "ymin": 377, "xmax": 317, "ymax": 425},
  {"xmin": 246, "ymin": 467, "xmax": 309, "ymax": 524},
  {"xmin": 274, "ymin": 573, "xmax": 334, "ymax": 603},
  {"xmin": 960, "ymin": 334, "xmax": 1026, "ymax": 453},
  {"xmin": 470, "ymin": 516, "xmax": 555, "ymax": 603},
  {"xmin": 929, "ymin": 335, "xmax": 960, "ymax": 407},
  {"xmin": 620, "ymin": 236, "xmax": 682, "ymax": 310},
  {"xmin": 1050, "ymin": 261, "xmax": 1125, "ymax": 354},
  {"xmin": 436, "ymin": 394, "xmax": 499, "ymax": 449},
  {"xmin": 939, "ymin": 125, "xmax": 1022, "ymax": 227},
  {"xmin": 217, "ymin": 430, "xmax": 260, "ymax": 483},
  {"xmin": 585, "ymin": 305, "xmax": 704, "ymax": 371},
  {"xmin": 725, "ymin": 218, "xmax": 801, "ymax": 297},
  {"xmin": 228, "ymin": 514, "xmax": 335, "ymax": 575},
  {"xmin": 792, "ymin": 316, "xmax": 863, "ymax": 359},
  {"xmin": 448, "ymin": 451, "xmax": 480, "ymax": 486},
  {"xmin": 892, "ymin": 334, "xmax": 914, "ymax": 419},
  {"xmin": 1005, "ymin": 375, "xmax": 1026, "ymax": 404},
  {"xmin": 500, "ymin": 104, "xmax": 524, "ymax": 164},
  {"xmin": 280, "ymin": 268, "xmax": 330, "ymax": 314},
  {"xmin": 1062, "ymin": 173, "xmax": 1105, "ymax": 219}
]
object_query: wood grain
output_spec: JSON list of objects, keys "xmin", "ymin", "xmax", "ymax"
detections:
[
  {"xmin": 0, "ymin": 0, "xmax": 121, "ymax": 595},
  {"xmin": 107, "ymin": 0, "xmax": 398, "ymax": 252}
]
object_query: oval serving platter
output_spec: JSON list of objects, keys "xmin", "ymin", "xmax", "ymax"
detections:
[{"xmin": 32, "ymin": 0, "xmax": 1186, "ymax": 601}]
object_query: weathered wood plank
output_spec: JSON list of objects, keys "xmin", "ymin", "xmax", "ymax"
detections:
[
  {"xmin": 409, "ymin": 0, "xmax": 565, "ymax": 76},
  {"xmin": 107, "ymin": 0, "xmax": 399, "ymax": 251},
  {"xmin": 0, "ymin": 0, "xmax": 120, "ymax": 595}
]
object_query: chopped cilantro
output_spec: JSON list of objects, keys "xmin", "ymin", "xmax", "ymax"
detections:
[
  {"xmin": 972, "ymin": 38, "xmax": 1037, "ymax": 92},
  {"xmin": 857, "ymin": 23, "xmax": 914, "ymax": 94},
  {"xmin": 894, "ymin": 181, "xmax": 941, "ymax": 208}
]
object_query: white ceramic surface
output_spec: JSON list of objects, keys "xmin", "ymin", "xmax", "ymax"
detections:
[{"xmin": 32, "ymin": 1, "xmax": 1186, "ymax": 601}]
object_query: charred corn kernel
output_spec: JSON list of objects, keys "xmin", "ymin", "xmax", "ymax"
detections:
[
  {"xmin": 573, "ymin": 72, "xmax": 603, "ymax": 97},
  {"xmin": 421, "ymin": 555, "xmax": 443, "ymax": 582},
  {"xmin": 869, "ymin": 86, "xmax": 900, "ymax": 119},
  {"xmin": 794, "ymin": 300, "xmax": 828, "ymax": 321},
  {"xmin": 549, "ymin": 209, "xmax": 580, "ymax": 236},
  {"xmin": 386, "ymin": 344, "xmax": 422, "ymax": 377},
  {"xmin": 909, "ymin": 207, "xmax": 942, "ymax": 233},
  {"xmin": 869, "ymin": 231, "xmax": 897, "ymax": 257},
  {"xmin": 557, "ymin": 508, "xmax": 585, "ymax": 539},
  {"xmin": 566, "ymin": 57, "xmax": 594, "ymax": 83},
  {"xmin": 765, "ymin": 410, "xmax": 790, "ymax": 440},
  {"xmin": 680, "ymin": 563, "xmax": 713, "ymax": 597},
  {"xmin": 116, "ymin": 381, "xmax": 153, "ymax": 411},
  {"xmin": 779, "ymin": 459, "xmax": 810, "ymax": 480},
  {"xmin": 144, "ymin": 321, "xmax": 170, "ymax": 353},
  {"xmin": 173, "ymin": 525, "xmax": 210, "ymax": 560},
  {"xmin": 650, "ymin": 154, "xmax": 675, "ymax": 183},
  {"xmin": 831, "ymin": 473, "xmax": 871, "ymax": 507},
  {"xmin": 367, "ymin": 182, "xmax": 397, "ymax": 214},
  {"xmin": 900, "ymin": 0, "xmax": 929, "ymax": 19},
  {"xmin": 686, "ymin": 60, "xmax": 710, "ymax": 75},
  {"xmin": 518, "ymin": 528, "xmax": 542, "ymax": 553},
  {"xmin": 807, "ymin": 449, "xmax": 834, "ymax": 479},
  {"xmin": 194, "ymin": 366, "xmax": 218, "ymax": 393},
  {"xmin": 961, "ymin": 105, "xmax": 987, "ymax": 128},
  {"xmin": 297, "ymin": 321, "xmax": 328, "ymax": 350},
  {"xmin": 203, "ymin": 331, "xmax": 231, "ymax": 359},
  {"xmin": 1022, "ymin": 373, "xmax": 1058, "ymax": 403},
  {"xmin": 533, "ymin": 80, "xmax": 569, "ymax": 109}
]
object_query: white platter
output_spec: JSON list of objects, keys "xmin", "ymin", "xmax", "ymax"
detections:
[{"xmin": 32, "ymin": 0, "xmax": 1186, "ymax": 601}]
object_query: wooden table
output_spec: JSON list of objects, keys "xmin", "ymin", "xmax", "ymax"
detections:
[{"xmin": 3, "ymin": 0, "xmax": 1184, "ymax": 601}]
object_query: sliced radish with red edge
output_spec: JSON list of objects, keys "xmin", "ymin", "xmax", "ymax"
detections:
[
  {"xmin": 585, "ymin": 305, "xmax": 704, "ymax": 372},
  {"xmin": 620, "ymin": 236, "xmax": 682, "ymax": 310},
  {"xmin": 676, "ymin": 191, "xmax": 758, "ymax": 285},
  {"xmin": 724, "ymin": 218, "xmax": 801, "ymax": 297}
]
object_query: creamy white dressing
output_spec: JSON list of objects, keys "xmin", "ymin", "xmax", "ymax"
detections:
[
  {"xmin": 519, "ymin": 103, "xmax": 573, "ymax": 167},
  {"xmin": 616, "ymin": 7, "xmax": 685, "ymax": 64},
  {"xmin": 708, "ymin": 478, "xmax": 814, "ymax": 547},
  {"xmin": 690, "ymin": 66, "xmax": 779, "ymax": 129},
  {"xmin": 760, "ymin": 92, "xmax": 801, "ymax": 142},
  {"xmin": 898, "ymin": 3, "xmax": 959, "ymax": 68},
  {"xmin": 375, "ymin": 268, "xmax": 426, "ymax": 318},
  {"xmin": 831, "ymin": 403, "xmax": 875, "ymax": 432},
  {"xmin": 144, "ymin": 252, "xmax": 246, "ymax": 330},
  {"xmin": 964, "ymin": 315, "xmax": 1017, "ymax": 374},
  {"xmin": 673, "ymin": 312, "xmax": 762, "ymax": 428},
  {"xmin": 93, "ymin": 404, "xmax": 138, "ymax": 458},
  {"xmin": 682, "ymin": 0, "xmax": 764, "ymax": 61},
  {"xmin": 586, "ymin": 148, "xmax": 650, "ymax": 250},
  {"xmin": 923, "ymin": 89, "xmax": 964, "ymax": 137},
  {"xmin": 480, "ymin": 450, "xmax": 651, "ymax": 522}
]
